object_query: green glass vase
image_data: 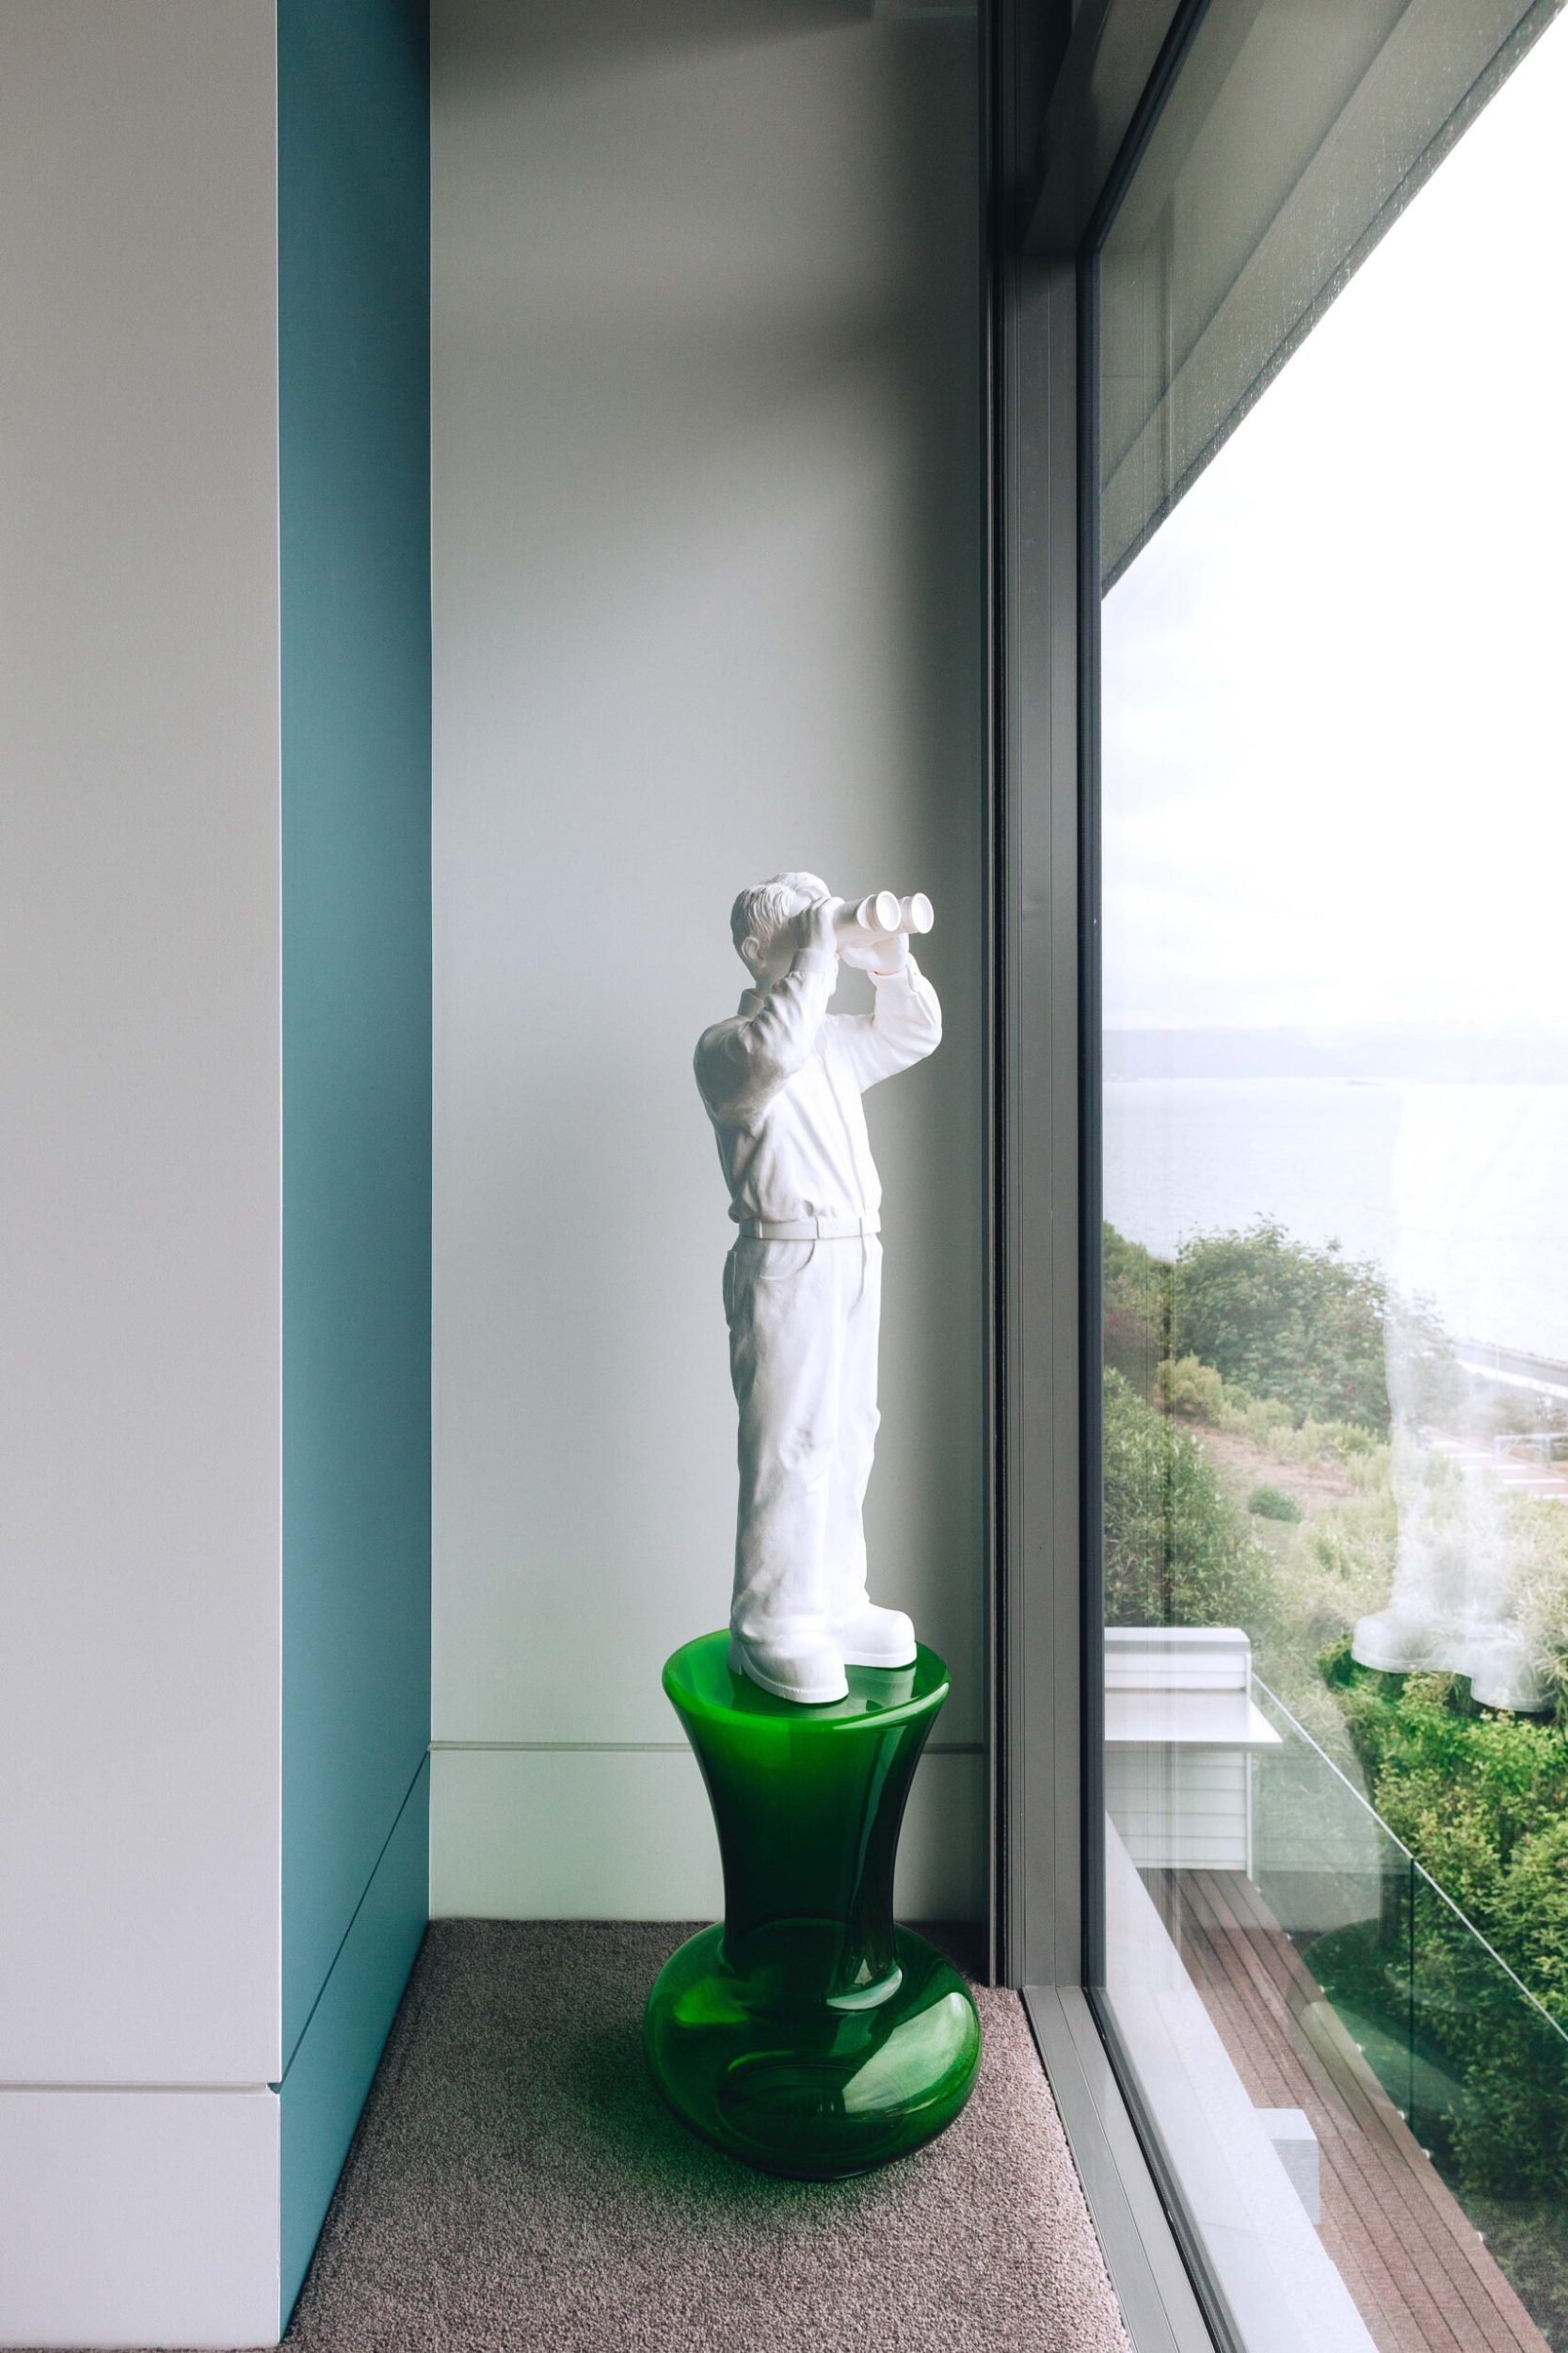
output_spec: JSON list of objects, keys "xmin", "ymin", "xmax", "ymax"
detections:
[{"xmin": 643, "ymin": 1631, "xmax": 981, "ymax": 2179}]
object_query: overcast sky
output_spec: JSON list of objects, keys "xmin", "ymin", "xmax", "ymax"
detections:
[{"xmin": 1101, "ymin": 9, "xmax": 1568, "ymax": 1038}]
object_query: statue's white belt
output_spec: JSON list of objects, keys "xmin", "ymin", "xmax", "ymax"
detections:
[{"xmin": 736, "ymin": 1214, "xmax": 881, "ymax": 1242}]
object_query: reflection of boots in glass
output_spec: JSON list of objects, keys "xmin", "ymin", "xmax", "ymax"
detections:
[
  {"xmin": 1354, "ymin": 1438, "xmax": 1465, "ymax": 1674},
  {"xmin": 1352, "ymin": 1596, "xmax": 1446, "ymax": 1674},
  {"xmin": 1448, "ymin": 1459, "xmax": 1550, "ymax": 1711},
  {"xmin": 1462, "ymin": 1624, "xmax": 1549, "ymax": 1714}
]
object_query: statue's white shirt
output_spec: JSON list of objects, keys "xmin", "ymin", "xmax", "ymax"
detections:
[{"xmin": 695, "ymin": 951, "xmax": 941, "ymax": 1227}]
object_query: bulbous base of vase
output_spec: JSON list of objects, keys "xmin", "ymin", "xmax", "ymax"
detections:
[{"xmin": 644, "ymin": 1920, "xmax": 981, "ymax": 2180}]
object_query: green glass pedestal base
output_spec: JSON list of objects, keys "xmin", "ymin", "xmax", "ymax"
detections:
[
  {"xmin": 646, "ymin": 1918, "xmax": 980, "ymax": 2180},
  {"xmin": 643, "ymin": 1631, "xmax": 981, "ymax": 2180}
]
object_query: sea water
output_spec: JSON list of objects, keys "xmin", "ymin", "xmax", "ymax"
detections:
[{"xmin": 1104, "ymin": 1079, "xmax": 1568, "ymax": 1363}]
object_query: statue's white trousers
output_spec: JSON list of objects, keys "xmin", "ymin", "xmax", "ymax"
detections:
[{"xmin": 724, "ymin": 1233, "xmax": 881, "ymax": 1647}]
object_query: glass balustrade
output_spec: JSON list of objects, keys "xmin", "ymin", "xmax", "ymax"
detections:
[{"xmin": 1250, "ymin": 1678, "xmax": 1568, "ymax": 2345}]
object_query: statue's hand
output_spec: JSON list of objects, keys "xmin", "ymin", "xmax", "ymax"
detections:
[
  {"xmin": 840, "ymin": 925, "xmax": 908, "ymax": 973},
  {"xmin": 791, "ymin": 895, "xmax": 843, "ymax": 963}
]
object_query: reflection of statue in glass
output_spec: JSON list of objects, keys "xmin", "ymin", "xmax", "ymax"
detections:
[
  {"xmin": 694, "ymin": 874, "xmax": 940, "ymax": 1705},
  {"xmin": 1353, "ymin": 1305, "xmax": 1549, "ymax": 1712}
]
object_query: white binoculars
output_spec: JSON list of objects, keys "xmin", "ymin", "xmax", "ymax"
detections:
[{"xmin": 832, "ymin": 891, "xmax": 935, "ymax": 949}]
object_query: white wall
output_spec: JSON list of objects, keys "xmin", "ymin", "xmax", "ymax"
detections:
[
  {"xmin": 0, "ymin": 6, "xmax": 284, "ymax": 2339},
  {"xmin": 432, "ymin": 0, "xmax": 986, "ymax": 1915},
  {"xmin": 0, "ymin": 0, "xmax": 281, "ymax": 2089}
]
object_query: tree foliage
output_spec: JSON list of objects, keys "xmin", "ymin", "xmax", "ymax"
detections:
[
  {"xmin": 1170, "ymin": 1219, "xmax": 1392, "ymax": 1432},
  {"xmin": 1328, "ymin": 1647, "xmax": 1568, "ymax": 1924},
  {"xmin": 1102, "ymin": 1369, "xmax": 1275, "ymax": 1631},
  {"xmin": 1104, "ymin": 1218, "xmax": 1454, "ymax": 1433},
  {"xmin": 1103, "ymin": 1223, "xmax": 1173, "ymax": 1398}
]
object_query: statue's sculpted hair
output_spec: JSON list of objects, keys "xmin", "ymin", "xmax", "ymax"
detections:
[{"xmin": 729, "ymin": 872, "xmax": 829, "ymax": 963}]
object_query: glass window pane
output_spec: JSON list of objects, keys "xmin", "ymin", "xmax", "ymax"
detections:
[{"xmin": 1093, "ymin": 8, "xmax": 1568, "ymax": 2349}]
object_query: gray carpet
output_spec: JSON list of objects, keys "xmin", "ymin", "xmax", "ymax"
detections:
[{"xmin": 277, "ymin": 1919, "xmax": 1130, "ymax": 2353}]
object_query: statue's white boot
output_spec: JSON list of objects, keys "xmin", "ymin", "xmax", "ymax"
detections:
[
  {"xmin": 728, "ymin": 1625, "xmax": 848, "ymax": 1705},
  {"xmin": 832, "ymin": 1594, "xmax": 916, "ymax": 1669}
]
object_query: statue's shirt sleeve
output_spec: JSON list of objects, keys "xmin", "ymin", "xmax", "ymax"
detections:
[
  {"xmin": 824, "ymin": 959, "xmax": 942, "ymax": 1095},
  {"xmin": 694, "ymin": 952, "xmax": 837, "ymax": 1125},
  {"xmin": 695, "ymin": 955, "xmax": 941, "ymax": 1231}
]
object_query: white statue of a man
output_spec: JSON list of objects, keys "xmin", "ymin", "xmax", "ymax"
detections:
[{"xmin": 695, "ymin": 872, "xmax": 941, "ymax": 1703}]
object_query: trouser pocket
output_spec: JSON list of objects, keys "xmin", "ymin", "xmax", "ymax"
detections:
[{"xmin": 728, "ymin": 1237, "xmax": 817, "ymax": 1317}]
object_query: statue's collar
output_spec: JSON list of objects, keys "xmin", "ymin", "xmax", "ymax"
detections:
[{"xmin": 739, "ymin": 987, "xmax": 766, "ymax": 1017}]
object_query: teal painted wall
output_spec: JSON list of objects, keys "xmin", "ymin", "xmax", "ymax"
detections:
[
  {"xmin": 277, "ymin": 0, "xmax": 431, "ymax": 2276},
  {"xmin": 279, "ymin": 1759, "xmax": 429, "ymax": 2320}
]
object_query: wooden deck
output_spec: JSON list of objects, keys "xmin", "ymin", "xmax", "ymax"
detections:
[{"xmin": 1150, "ymin": 1867, "xmax": 1551, "ymax": 2353}]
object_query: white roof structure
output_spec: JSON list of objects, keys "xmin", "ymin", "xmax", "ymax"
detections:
[{"xmin": 1104, "ymin": 1625, "xmax": 1283, "ymax": 1752}]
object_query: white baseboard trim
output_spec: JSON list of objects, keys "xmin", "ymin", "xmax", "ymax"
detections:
[{"xmin": 430, "ymin": 1742, "xmax": 983, "ymax": 1920}]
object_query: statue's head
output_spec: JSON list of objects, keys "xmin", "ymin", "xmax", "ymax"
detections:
[{"xmin": 729, "ymin": 872, "xmax": 830, "ymax": 986}]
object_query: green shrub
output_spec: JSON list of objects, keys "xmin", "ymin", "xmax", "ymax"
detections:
[
  {"xmin": 1158, "ymin": 1353, "xmax": 1226, "ymax": 1422},
  {"xmin": 1504, "ymin": 1496, "xmax": 1568, "ymax": 1717},
  {"xmin": 1319, "ymin": 1650, "xmax": 1568, "ymax": 2198},
  {"xmin": 1249, "ymin": 1485, "xmax": 1302, "ymax": 1523},
  {"xmin": 1307, "ymin": 1891, "xmax": 1568, "ymax": 2200},
  {"xmin": 1172, "ymin": 1220, "xmax": 1394, "ymax": 1431},
  {"xmin": 1493, "ymin": 1812, "xmax": 1568, "ymax": 2025},
  {"xmin": 1102, "ymin": 1369, "xmax": 1275, "ymax": 1633},
  {"xmin": 1157, "ymin": 1348, "xmax": 1382, "ymax": 1475},
  {"xmin": 1104, "ymin": 1225, "xmax": 1174, "ymax": 1398},
  {"xmin": 1228, "ymin": 1392, "xmax": 1296, "ymax": 1447},
  {"xmin": 1240, "ymin": 1409, "xmax": 1381, "ymax": 1466},
  {"xmin": 1247, "ymin": 1475, "xmax": 1395, "ymax": 1753},
  {"xmin": 1335, "ymin": 1661, "xmax": 1568, "ymax": 1897},
  {"xmin": 1295, "ymin": 1416, "xmax": 1380, "ymax": 1463},
  {"xmin": 1444, "ymin": 2012, "xmax": 1568, "ymax": 2200}
]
